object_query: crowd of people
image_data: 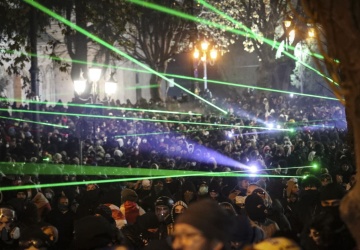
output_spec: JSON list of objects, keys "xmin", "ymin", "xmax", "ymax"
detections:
[{"xmin": 0, "ymin": 90, "xmax": 356, "ymax": 250}]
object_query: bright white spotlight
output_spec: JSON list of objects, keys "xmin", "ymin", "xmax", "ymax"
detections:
[
  {"xmin": 276, "ymin": 124, "xmax": 281, "ymax": 129},
  {"xmin": 228, "ymin": 131, "xmax": 233, "ymax": 138},
  {"xmin": 249, "ymin": 165, "xmax": 258, "ymax": 173},
  {"xmin": 249, "ymin": 165, "xmax": 258, "ymax": 177},
  {"xmin": 267, "ymin": 123, "xmax": 274, "ymax": 129}
]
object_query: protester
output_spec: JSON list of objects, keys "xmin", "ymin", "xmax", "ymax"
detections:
[
  {"xmin": 172, "ymin": 199, "xmax": 233, "ymax": 250},
  {"xmin": 0, "ymin": 92, "xmax": 355, "ymax": 250}
]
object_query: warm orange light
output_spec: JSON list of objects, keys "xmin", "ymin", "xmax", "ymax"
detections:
[
  {"xmin": 308, "ymin": 28, "xmax": 315, "ymax": 38},
  {"xmin": 284, "ymin": 19, "xmax": 291, "ymax": 28},
  {"xmin": 210, "ymin": 49, "xmax": 217, "ymax": 60},
  {"xmin": 201, "ymin": 40, "xmax": 209, "ymax": 51},
  {"xmin": 193, "ymin": 48, "xmax": 200, "ymax": 59}
]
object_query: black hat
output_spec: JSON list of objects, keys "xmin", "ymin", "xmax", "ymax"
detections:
[
  {"xmin": 320, "ymin": 183, "xmax": 345, "ymax": 201},
  {"xmin": 176, "ymin": 199, "xmax": 232, "ymax": 243},
  {"xmin": 182, "ymin": 180, "xmax": 196, "ymax": 193},
  {"xmin": 155, "ymin": 196, "xmax": 174, "ymax": 208},
  {"xmin": 208, "ymin": 180, "xmax": 221, "ymax": 193},
  {"xmin": 231, "ymin": 214, "xmax": 254, "ymax": 244},
  {"xmin": 245, "ymin": 193, "xmax": 267, "ymax": 223},
  {"xmin": 121, "ymin": 188, "xmax": 138, "ymax": 203},
  {"xmin": 136, "ymin": 212, "xmax": 160, "ymax": 230},
  {"xmin": 19, "ymin": 225, "xmax": 51, "ymax": 249},
  {"xmin": 74, "ymin": 215, "xmax": 114, "ymax": 250},
  {"xmin": 94, "ymin": 204, "xmax": 115, "ymax": 224},
  {"xmin": 301, "ymin": 175, "xmax": 321, "ymax": 189}
]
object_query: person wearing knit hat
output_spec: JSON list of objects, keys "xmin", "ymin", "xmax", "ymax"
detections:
[
  {"xmin": 120, "ymin": 189, "xmax": 145, "ymax": 225},
  {"xmin": 171, "ymin": 200, "xmax": 188, "ymax": 223},
  {"xmin": 121, "ymin": 188, "xmax": 138, "ymax": 204},
  {"xmin": 319, "ymin": 183, "xmax": 345, "ymax": 212},
  {"xmin": 172, "ymin": 199, "xmax": 233, "ymax": 250},
  {"xmin": 73, "ymin": 215, "xmax": 115, "ymax": 250}
]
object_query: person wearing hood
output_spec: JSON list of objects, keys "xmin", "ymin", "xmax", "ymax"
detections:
[
  {"xmin": 173, "ymin": 180, "xmax": 197, "ymax": 205},
  {"xmin": 121, "ymin": 212, "xmax": 160, "ymax": 249},
  {"xmin": 25, "ymin": 184, "xmax": 51, "ymax": 222},
  {"xmin": 120, "ymin": 188, "xmax": 146, "ymax": 225},
  {"xmin": 75, "ymin": 183, "xmax": 102, "ymax": 220},
  {"xmin": 44, "ymin": 196, "xmax": 75, "ymax": 249},
  {"xmin": 18, "ymin": 225, "xmax": 51, "ymax": 250},
  {"xmin": 165, "ymin": 200, "xmax": 188, "ymax": 237},
  {"xmin": 292, "ymin": 175, "xmax": 322, "ymax": 235},
  {"xmin": 245, "ymin": 193, "xmax": 279, "ymax": 239},
  {"xmin": 154, "ymin": 196, "xmax": 174, "ymax": 240},
  {"xmin": 301, "ymin": 183, "xmax": 356, "ymax": 250}
]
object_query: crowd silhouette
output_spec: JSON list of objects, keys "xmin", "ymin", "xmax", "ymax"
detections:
[{"xmin": 0, "ymin": 90, "xmax": 355, "ymax": 250}]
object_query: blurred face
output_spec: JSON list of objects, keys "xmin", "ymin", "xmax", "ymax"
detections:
[
  {"xmin": 172, "ymin": 223, "xmax": 222, "ymax": 250},
  {"xmin": 86, "ymin": 184, "xmax": 97, "ymax": 191},
  {"xmin": 291, "ymin": 184, "xmax": 299, "ymax": 195},
  {"xmin": 309, "ymin": 228, "xmax": 321, "ymax": 245},
  {"xmin": 17, "ymin": 192, "xmax": 27, "ymax": 200},
  {"xmin": 246, "ymin": 184, "xmax": 259, "ymax": 196},
  {"xmin": 174, "ymin": 205, "xmax": 186, "ymax": 214},
  {"xmin": 341, "ymin": 164, "xmax": 349, "ymax": 171},
  {"xmin": 155, "ymin": 205, "xmax": 169, "ymax": 222},
  {"xmin": 321, "ymin": 199, "xmax": 340, "ymax": 207},
  {"xmin": 0, "ymin": 216, "xmax": 11, "ymax": 231},
  {"xmin": 209, "ymin": 191, "xmax": 218, "ymax": 199},
  {"xmin": 239, "ymin": 180, "xmax": 249, "ymax": 189},
  {"xmin": 59, "ymin": 197, "xmax": 69, "ymax": 206}
]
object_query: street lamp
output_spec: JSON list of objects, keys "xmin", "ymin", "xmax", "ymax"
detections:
[
  {"xmin": 74, "ymin": 67, "xmax": 102, "ymax": 103},
  {"xmin": 193, "ymin": 40, "xmax": 217, "ymax": 90},
  {"xmin": 105, "ymin": 74, "xmax": 117, "ymax": 100}
]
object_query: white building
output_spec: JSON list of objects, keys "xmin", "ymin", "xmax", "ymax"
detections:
[{"xmin": 0, "ymin": 21, "xmax": 152, "ymax": 107}]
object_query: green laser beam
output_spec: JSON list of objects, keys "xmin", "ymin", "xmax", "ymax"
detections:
[
  {"xmin": 24, "ymin": 0, "xmax": 228, "ymax": 115},
  {"xmin": 0, "ymin": 170, "xmax": 303, "ymax": 192},
  {"xmin": 198, "ymin": 0, "xmax": 339, "ymax": 87},
  {"xmin": 125, "ymin": 84, "xmax": 159, "ymax": 89},
  {"xmin": 0, "ymin": 98, "xmax": 202, "ymax": 116},
  {"xmin": 0, "ymin": 116, "xmax": 68, "ymax": 128},
  {"xmin": 126, "ymin": 0, "xmax": 339, "ymax": 87},
  {"xmin": 0, "ymin": 162, "xmax": 301, "ymax": 179},
  {"xmin": 198, "ymin": 0, "xmax": 325, "ymax": 60},
  {"xmin": 0, "ymin": 107, "xmax": 292, "ymax": 131},
  {"xmin": 4, "ymin": 50, "xmax": 337, "ymax": 101},
  {"xmin": 0, "ymin": 162, "xmax": 303, "ymax": 192}
]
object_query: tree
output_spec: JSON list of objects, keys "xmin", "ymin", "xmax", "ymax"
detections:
[
  {"xmin": 48, "ymin": 0, "xmax": 129, "ymax": 101},
  {"xmin": 0, "ymin": 0, "xmax": 51, "ymax": 90},
  {"xmin": 118, "ymin": 0, "xmax": 197, "ymax": 101},
  {"xmin": 196, "ymin": 0, "xmax": 306, "ymax": 90},
  {"xmin": 290, "ymin": 42, "xmax": 332, "ymax": 95},
  {"xmin": 300, "ymin": 0, "xmax": 360, "ymax": 245}
]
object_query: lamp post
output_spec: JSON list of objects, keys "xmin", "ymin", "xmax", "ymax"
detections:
[
  {"xmin": 104, "ymin": 74, "xmax": 117, "ymax": 102},
  {"xmin": 74, "ymin": 67, "xmax": 107, "ymax": 103},
  {"xmin": 193, "ymin": 40, "xmax": 217, "ymax": 90},
  {"xmin": 283, "ymin": 17, "xmax": 292, "ymax": 51}
]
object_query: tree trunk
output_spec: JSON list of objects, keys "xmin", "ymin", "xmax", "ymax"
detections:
[
  {"xmin": 256, "ymin": 59, "xmax": 276, "ymax": 88},
  {"xmin": 340, "ymin": 91, "xmax": 360, "ymax": 247},
  {"xmin": 70, "ymin": 0, "xmax": 88, "ymax": 81},
  {"xmin": 149, "ymin": 74, "xmax": 163, "ymax": 101},
  {"xmin": 300, "ymin": 0, "xmax": 360, "ymax": 246},
  {"xmin": 149, "ymin": 63, "xmax": 168, "ymax": 101}
]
